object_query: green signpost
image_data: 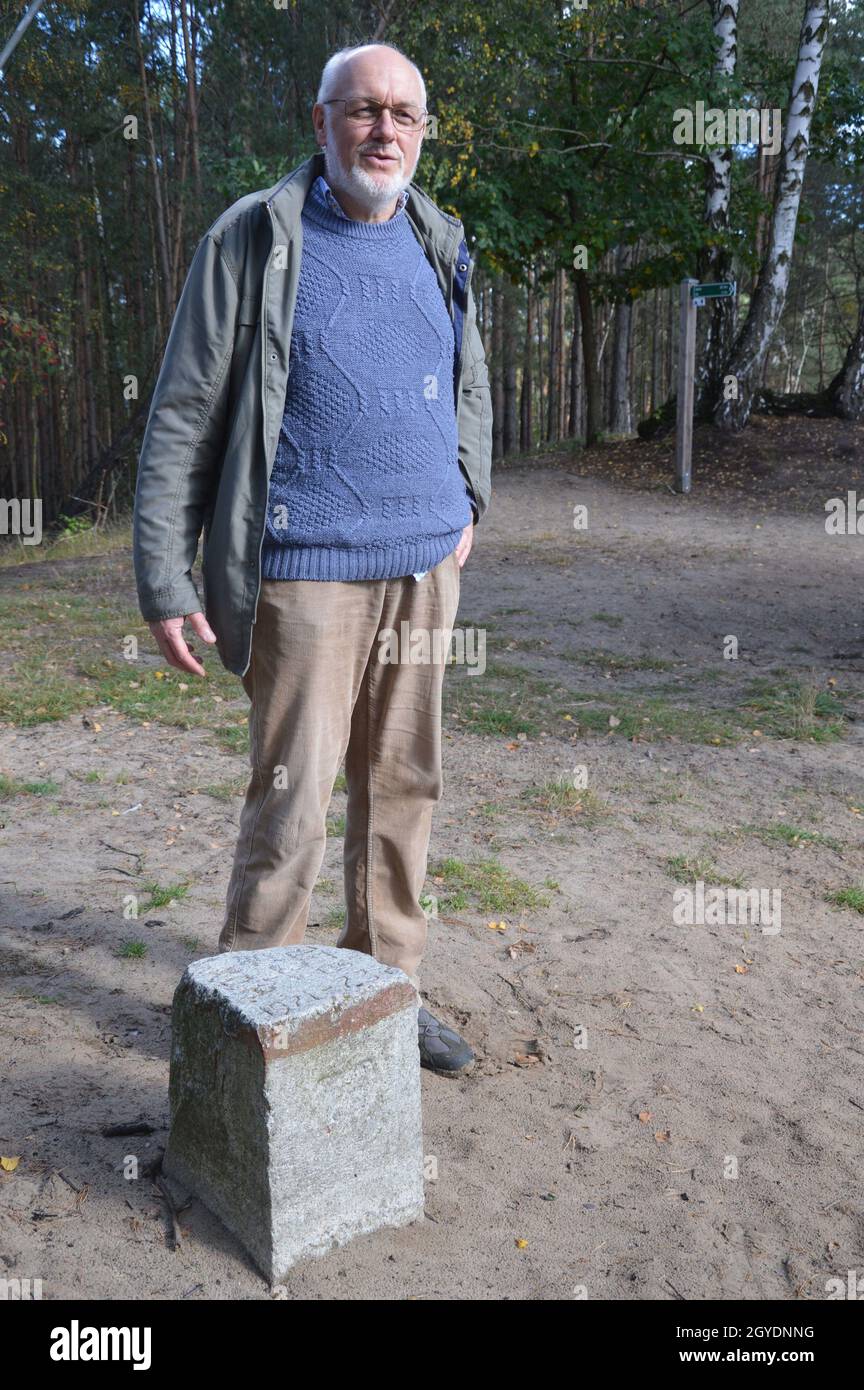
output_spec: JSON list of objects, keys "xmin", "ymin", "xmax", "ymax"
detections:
[
  {"xmin": 690, "ymin": 281, "xmax": 737, "ymax": 303},
  {"xmin": 675, "ymin": 278, "xmax": 738, "ymax": 492}
]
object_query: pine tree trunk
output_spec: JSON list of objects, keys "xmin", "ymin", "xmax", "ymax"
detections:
[
  {"xmin": 546, "ymin": 270, "xmax": 559, "ymax": 442},
  {"xmin": 569, "ymin": 278, "xmax": 583, "ymax": 438},
  {"xmin": 520, "ymin": 267, "xmax": 535, "ymax": 450},
  {"xmin": 503, "ymin": 279, "xmax": 518, "ymax": 455},
  {"xmin": 575, "ymin": 270, "xmax": 601, "ymax": 445},
  {"xmin": 492, "ymin": 276, "xmax": 505, "ymax": 461},
  {"xmin": 829, "ymin": 296, "xmax": 864, "ymax": 419}
]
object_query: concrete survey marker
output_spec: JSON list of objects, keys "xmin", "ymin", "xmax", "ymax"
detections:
[{"xmin": 163, "ymin": 945, "xmax": 424, "ymax": 1283}]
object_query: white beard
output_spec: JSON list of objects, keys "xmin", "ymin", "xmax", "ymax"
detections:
[{"xmin": 323, "ymin": 139, "xmax": 417, "ymax": 213}]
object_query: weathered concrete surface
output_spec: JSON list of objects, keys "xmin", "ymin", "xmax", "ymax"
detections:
[{"xmin": 163, "ymin": 946, "xmax": 424, "ymax": 1282}]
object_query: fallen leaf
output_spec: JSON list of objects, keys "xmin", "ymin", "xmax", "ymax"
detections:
[
  {"xmin": 507, "ymin": 941, "xmax": 536, "ymax": 958},
  {"xmin": 638, "ymin": 1110, "xmax": 652, "ymax": 1124},
  {"xmin": 515, "ymin": 1238, "xmax": 528, "ymax": 1249},
  {"xmin": 734, "ymin": 964, "xmax": 749, "ymax": 974},
  {"xmin": 1, "ymin": 1156, "xmax": 21, "ymax": 1172},
  {"xmin": 654, "ymin": 1131, "xmax": 671, "ymax": 1144},
  {"xmin": 513, "ymin": 1052, "xmax": 541, "ymax": 1067}
]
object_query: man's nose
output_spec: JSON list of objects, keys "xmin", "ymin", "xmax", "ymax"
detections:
[{"xmin": 369, "ymin": 107, "xmax": 398, "ymax": 141}]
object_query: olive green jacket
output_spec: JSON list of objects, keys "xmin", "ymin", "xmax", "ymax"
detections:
[{"xmin": 132, "ymin": 150, "xmax": 492, "ymax": 676}]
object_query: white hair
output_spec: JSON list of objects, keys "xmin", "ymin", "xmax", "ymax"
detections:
[{"xmin": 316, "ymin": 43, "xmax": 426, "ymax": 109}]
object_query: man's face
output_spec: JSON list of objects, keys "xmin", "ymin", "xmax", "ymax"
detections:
[{"xmin": 313, "ymin": 52, "xmax": 425, "ymax": 211}]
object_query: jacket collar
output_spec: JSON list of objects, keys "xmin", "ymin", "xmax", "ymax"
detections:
[{"xmin": 261, "ymin": 151, "xmax": 463, "ymax": 262}]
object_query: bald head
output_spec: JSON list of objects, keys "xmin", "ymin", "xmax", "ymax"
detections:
[{"xmin": 317, "ymin": 43, "xmax": 426, "ymax": 109}]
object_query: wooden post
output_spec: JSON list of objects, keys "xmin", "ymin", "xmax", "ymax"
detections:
[{"xmin": 675, "ymin": 278, "xmax": 698, "ymax": 494}]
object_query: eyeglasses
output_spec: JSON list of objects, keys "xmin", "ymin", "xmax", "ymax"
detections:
[{"xmin": 321, "ymin": 98, "xmax": 428, "ymax": 131}]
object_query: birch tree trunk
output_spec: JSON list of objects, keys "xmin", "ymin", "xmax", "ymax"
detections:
[
  {"xmin": 609, "ymin": 247, "xmax": 633, "ymax": 434},
  {"xmin": 695, "ymin": 0, "xmax": 739, "ymax": 416},
  {"xmin": 714, "ymin": 0, "xmax": 829, "ymax": 431}
]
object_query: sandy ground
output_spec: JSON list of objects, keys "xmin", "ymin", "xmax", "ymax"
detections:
[{"xmin": 2, "ymin": 441, "xmax": 864, "ymax": 1301}]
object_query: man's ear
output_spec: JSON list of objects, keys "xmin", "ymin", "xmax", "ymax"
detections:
[{"xmin": 311, "ymin": 103, "xmax": 326, "ymax": 148}]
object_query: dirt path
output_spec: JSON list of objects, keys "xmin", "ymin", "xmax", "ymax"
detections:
[{"xmin": 2, "ymin": 440, "xmax": 863, "ymax": 1300}]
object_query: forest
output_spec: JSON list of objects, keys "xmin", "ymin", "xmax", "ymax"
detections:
[{"xmin": 1, "ymin": 0, "xmax": 862, "ymax": 530}]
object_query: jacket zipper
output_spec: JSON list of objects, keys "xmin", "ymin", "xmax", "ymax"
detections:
[{"xmin": 455, "ymin": 252, "xmax": 474, "ymax": 412}]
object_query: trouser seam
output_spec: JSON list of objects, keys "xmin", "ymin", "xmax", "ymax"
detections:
[
  {"xmin": 364, "ymin": 645, "xmax": 379, "ymax": 961},
  {"xmin": 224, "ymin": 653, "xmax": 265, "ymax": 950}
]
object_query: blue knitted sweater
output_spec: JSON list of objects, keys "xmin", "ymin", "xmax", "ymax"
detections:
[{"xmin": 260, "ymin": 176, "xmax": 473, "ymax": 582}]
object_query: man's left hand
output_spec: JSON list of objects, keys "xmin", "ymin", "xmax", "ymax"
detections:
[{"xmin": 455, "ymin": 521, "xmax": 474, "ymax": 567}]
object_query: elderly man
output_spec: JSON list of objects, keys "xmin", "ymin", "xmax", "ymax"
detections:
[{"xmin": 133, "ymin": 42, "xmax": 492, "ymax": 1072}]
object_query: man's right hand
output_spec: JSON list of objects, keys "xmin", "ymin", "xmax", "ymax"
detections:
[{"xmin": 148, "ymin": 611, "xmax": 217, "ymax": 678}]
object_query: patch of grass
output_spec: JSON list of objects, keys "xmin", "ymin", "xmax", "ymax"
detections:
[
  {"xmin": 445, "ymin": 660, "xmax": 576, "ymax": 738},
  {"xmin": 117, "ymin": 940, "xmax": 148, "ymax": 959},
  {"xmin": 737, "ymin": 822, "xmax": 842, "ymax": 852},
  {"xmin": 323, "ymin": 906, "xmax": 345, "ymax": 931},
  {"xmin": 214, "ymin": 724, "xmax": 250, "ymax": 754},
  {"xmin": 590, "ymin": 612, "xmax": 624, "ymax": 627},
  {"xmin": 521, "ymin": 777, "xmax": 611, "ymax": 826},
  {"xmin": 428, "ymin": 857, "xmax": 551, "ymax": 914},
  {"xmin": 0, "ymin": 666, "xmax": 87, "ymax": 724},
  {"xmin": 199, "ymin": 777, "xmax": 248, "ymax": 801},
  {"xmin": 332, "ymin": 770, "xmax": 347, "ymax": 793},
  {"xmin": 180, "ymin": 936, "xmax": 201, "ymax": 951},
  {"xmin": 0, "ymin": 517, "xmax": 133, "ymax": 569},
  {"xmin": 83, "ymin": 770, "xmax": 103, "ymax": 784},
  {"xmin": 665, "ymin": 855, "xmax": 746, "ymax": 888},
  {"xmin": 740, "ymin": 678, "xmax": 850, "ymax": 743},
  {"xmin": 447, "ymin": 684, "xmax": 540, "ymax": 737},
  {"xmin": 0, "ymin": 639, "xmax": 251, "ymax": 753},
  {"xmin": 572, "ymin": 696, "xmax": 740, "ymax": 745},
  {"xmin": 826, "ymin": 886, "xmax": 864, "ymax": 914},
  {"xmin": 327, "ymin": 813, "xmax": 346, "ymax": 837},
  {"xmin": 0, "ymin": 774, "xmax": 61, "ymax": 798},
  {"xmin": 140, "ymin": 881, "xmax": 190, "ymax": 911}
]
